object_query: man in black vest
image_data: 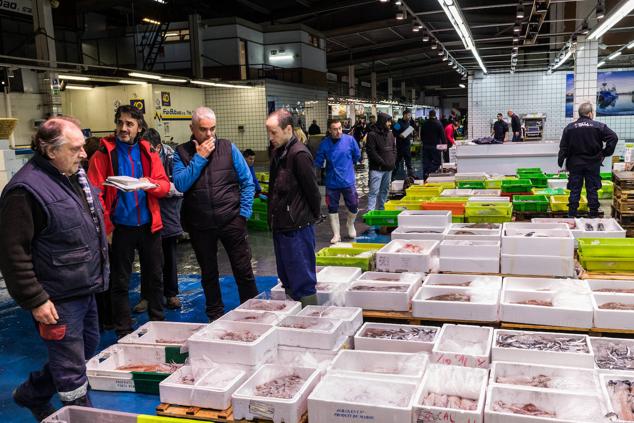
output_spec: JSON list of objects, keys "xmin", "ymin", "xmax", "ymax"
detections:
[
  {"xmin": 174, "ymin": 107, "xmax": 258, "ymax": 321},
  {"xmin": 0, "ymin": 117, "xmax": 109, "ymax": 420},
  {"xmin": 266, "ymin": 109, "xmax": 322, "ymax": 306}
]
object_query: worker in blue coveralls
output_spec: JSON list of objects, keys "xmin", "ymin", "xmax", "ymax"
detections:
[{"xmin": 315, "ymin": 118, "xmax": 361, "ymax": 244}]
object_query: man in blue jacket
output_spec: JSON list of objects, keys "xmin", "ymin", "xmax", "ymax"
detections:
[
  {"xmin": 173, "ymin": 107, "xmax": 258, "ymax": 322},
  {"xmin": 315, "ymin": 119, "xmax": 361, "ymax": 243}
]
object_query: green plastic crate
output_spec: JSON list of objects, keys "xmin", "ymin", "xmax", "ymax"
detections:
[
  {"xmin": 598, "ymin": 187, "xmax": 612, "ymax": 199},
  {"xmin": 466, "ymin": 215, "xmax": 512, "ymax": 223},
  {"xmin": 429, "ymin": 196, "xmax": 469, "ymax": 203},
  {"xmin": 385, "ymin": 200, "xmax": 423, "ymax": 210},
  {"xmin": 512, "ymin": 195, "xmax": 549, "ymax": 212},
  {"xmin": 252, "ymin": 197, "xmax": 268, "ymax": 212},
  {"xmin": 550, "ymin": 195, "xmax": 587, "ymax": 212},
  {"xmin": 544, "ymin": 172, "xmax": 568, "ymax": 179},
  {"xmin": 579, "ymin": 255, "xmax": 634, "ymax": 273},
  {"xmin": 601, "ymin": 172, "xmax": 612, "ymax": 180},
  {"xmin": 525, "ymin": 174, "xmax": 548, "ymax": 188},
  {"xmin": 532, "ymin": 188, "xmax": 569, "ymax": 196},
  {"xmin": 315, "ymin": 247, "xmax": 374, "ymax": 270},
  {"xmin": 452, "ymin": 215, "xmax": 465, "ymax": 223},
  {"xmin": 517, "ymin": 168, "xmax": 543, "ymax": 174},
  {"xmin": 457, "ymin": 180, "xmax": 486, "ymax": 189},
  {"xmin": 601, "ymin": 180, "xmax": 614, "ymax": 193},
  {"xmin": 502, "ymin": 179, "xmax": 533, "ymax": 193},
  {"xmin": 256, "ymin": 172, "xmax": 269, "ymax": 182},
  {"xmin": 465, "ymin": 202, "xmax": 513, "ymax": 217},
  {"xmin": 362, "ymin": 210, "xmax": 401, "ymax": 226},
  {"xmin": 578, "ymin": 239, "xmax": 634, "ymax": 258},
  {"xmin": 247, "ymin": 219, "xmax": 269, "ymax": 231}
]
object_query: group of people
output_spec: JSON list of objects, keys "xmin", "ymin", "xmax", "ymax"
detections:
[
  {"xmin": 491, "ymin": 110, "xmax": 523, "ymax": 142},
  {"xmin": 0, "ymin": 106, "xmax": 322, "ymax": 421}
]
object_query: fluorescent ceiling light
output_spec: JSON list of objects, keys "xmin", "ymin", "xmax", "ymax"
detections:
[
  {"xmin": 128, "ymin": 72, "xmax": 162, "ymax": 80},
  {"xmin": 588, "ymin": 0, "xmax": 634, "ymax": 40},
  {"xmin": 159, "ymin": 77, "xmax": 188, "ymax": 83},
  {"xmin": 552, "ymin": 49, "xmax": 572, "ymax": 70},
  {"xmin": 59, "ymin": 75, "xmax": 91, "ymax": 81},
  {"xmin": 459, "ymin": 83, "xmax": 466, "ymax": 88},
  {"xmin": 165, "ymin": 32, "xmax": 180, "ymax": 37},
  {"xmin": 142, "ymin": 17, "xmax": 161, "ymax": 25},
  {"xmin": 65, "ymin": 85, "xmax": 93, "ymax": 90},
  {"xmin": 269, "ymin": 53, "xmax": 294, "ymax": 61},
  {"xmin": 118, "ymin": 80, "xmax": 147, "ymax": 85},
  {"xmin": 597, "ymin": 60, "xmax": 606, "ymax": 67},
  {"xmin": 191, "ymin": 80, "xmax": 215, "ymax": 86},
  {"xmin": 191, "ymin": 80, "xmax": 251, "ymax": 89},
  {"xmin": 609, "ymin": 51, "xmax": 622, "ymax": 60},
  {"xmin": 628, "ymin": 40, "xmax": 634, "ymax": 49}
]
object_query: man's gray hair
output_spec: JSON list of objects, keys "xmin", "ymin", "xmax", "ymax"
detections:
[
  {"xmin": 31, "ymin": 117, "xmax": 82, "ymax": 157},
  {"xmin": 192, "ymin": 107, "xmax": 216, "ymax": 124},
  {"xmin": 578, "ymin": 102, "xmax": 593, "ymax": 118}
]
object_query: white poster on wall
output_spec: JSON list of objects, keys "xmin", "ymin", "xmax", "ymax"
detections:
[{"xmin": 0, "ymin": 0, "xmax": 32, "ymax": 15}]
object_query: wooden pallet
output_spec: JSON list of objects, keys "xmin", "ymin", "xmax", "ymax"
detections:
[
  {"xmin": 614, "ymin": 187, "xmax": 634, "ymax": 201},
  {"xmin": 611, "ymin": 205, "xmax": 634, "ymax": 225},
  {"xmin": 362, "ymin": 309, "xmax": 498, "ymax": 326},
  {"xmin": 155, "ymin": 404, "xmax": 308, "ymax": 423},
  {"xmin": 514, "ymin": 210, "xmax": 604, "ymax": 220},
  {"xmin": 614, "ymin": 172, "xmax": 634, "ymax": 190},
  {"xmin": 579, "ymin": 270, "xmax": 634, "ymax": 280},
  {"xmin": 613, "ymin": 198, "xmax": 634, "ymax": 213}
]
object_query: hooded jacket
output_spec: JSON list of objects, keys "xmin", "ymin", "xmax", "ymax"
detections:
[
  {"xmin": 421, "ymin": 117, "xmax": 447, "ymax": 149},
  {"xmin": 366, "ymin": 113, "xmax": 397, "ymax": 172}
]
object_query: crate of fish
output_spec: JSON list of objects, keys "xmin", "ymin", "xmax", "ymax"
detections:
[
  {"xmin": 599, "ymin": 374, "xmax": 634, "ymax": 423},
  {"xmin": 362, "ymin": 210, "xmax": 401, "ymax": 226},
  {"xmin": 353, "ymin": 322, "xmax": 438, "ymax": 353},
  {"xmin": 517, "ymin": 167, "xmax": 543, "ymax": 174},
  {"xmin": 455, "ymin": 172, "xmax": 488, "ymax": 181},
  {"xmin": 236, "ymin": 298, "xmax": 301, "ymax": 316},
  {"xmin": 421, "ymin": 201, "xmax": 466, "ymax": 217},
  {"xmin": 218, "ymin": 309, "xmax": 281, "ymax": 325},
  {"xmin": 465, "ymin": 201, "xmax": 513, "ymax": 217},
  {"xmin": 572, "ymin": 218, "xmax": 626, "ymax": 246},
  {"xmin": 355, "ymin": 271, "xmax": 425, "ymax": 285},
  {"xmin": 232, "ymin": 364, "xmax": 321, "ymax": 423},
  {"xmin": 544, "ymin": 172, "xmax": 568, "ymax": 179},
  {"xmin": 532, "ymin": 187, "xmax": 568, "ymax": 196},
  {"xmin": 457, "ymin": 180, "xmax": 486, "ymax": 189},
  {"xmin": 307, "ymin": 374, "xmax": 418, "ymax": 423},
  {"xmin": 579, "ymin": 255, "xmax": 634, "ymax": 273},
  {"xmin": 405, "ymin": 185, "xmax": 443, "ymax": 197},
  {"xmin": 390, "ymin": 225, "xmax": 448, "ymax": 241},
  {"xmin": 512, "ymin": 195, "xmax": 549, "ymax": 212},
  {"xmin": 315, "ymin": 247, "xmax": 375, "ymax": 270},
  {"xmin": 431, "ymin": 324, "xmax": 493, "ymax": 368},
  {"xmin": 522, "ymin": 173, "xmax": 548, "ymax": 188},
  {"xmin": 412, "ymin": 364, "xmax": 488, "ymax": 423},
  {"xmin": 327, "ymin": 349, "xmax": 428, "ymax": 383},
  {"xmin": 441, "ymin": 189, "xmax": 475, "ymax": 197},
  {"xmin": 429, "ymin": 196, "xmax": 470, "ymax": 203},
  {"xmin": 412, "ymin": 281, "xmax": 501, "ymax": 323},
  {"xmin": 86, "ymin": 344, "xmax": 188, "ymax": 394},
  {"xmin": 270, "ymin": 280, "xmax": 348, "ymax": 304},
  {"xmin": 500, "ymin": 283, "xmax": 594, "ymax": 328},
  {"xmin": 297, "ymin": 306, "xmax": 363, "ymax": 337},
  {"xmin": 159, "ymin": 364, "xmax": 249, "ymax": 410},
  {"xmin": 276, "ymin": 315, "xmax": 345, "ymax": 350},
  {"xmin": 187, "ymin": 321, "xmax": 278, "ymax": 367},
  {"xmin": 502, "ymin": 277, "xmax": 589, "ymax": 292},
  {"xmin": 345, "ymin": 278, "xmax": 420, "ymax": 312},
  {"xmin": 42, "ymin": 407, "xmax": 138, "ymax": 423},
  {"xmin": 587, "ymin": 279, "xmax": 634, "ymax": 295},
  {"xmin": 276, "ymin": 337, "xmax": 349, "ymax": 370},
  {"xmin": 592, "ymin": 294, "xmax": 634, "ymax": 330},
  {"xmin": 492, "ymin": 329, "xmax": 594, "ymax": 368},
  {"xmin": 384, "ymin": 199, "xmax": 423, "ymax": 211},
  {"xmin": 502, "ymin": 253, "xmax": 576, "ymax": 278},
  {"xmin": 471, "ymin": 189, "xmax": 503, "ymax": 197},
  {"xmin": 501, "ymin": 179, "xmax": 533, "ymax": 193},
  {"xmin": 445, "ymin": 223, "xmax": 502, "ymax": 241},
  {"xmin": 490, "ymin": 361, "xmax": 599, "ymax": 395},
  {"xmin": 502, "ymin": 222, "xmax": 574, "ymax": 257},
  {"xmin": 550, "ymin": 194, "xmax": 588, "ymax": 212},
  {"xmin": 439, "ymin": 240, "xmax": 500, "ymax": 271},
  {"xmin": 547, "ymin": 178, "xmax": 569, "ymax": 190},
  {"xmin": 117, "ymin": 321, "xmax": 206, "ymax": 347},
  {"xmin": 590, "ymin": 337, "xmax": 634, "ymax": 374},
  {"xmin": 374, "ymin": 239, "xmax": 439, "ymax": 273},
  {"xmin": 468, "ymin": 196, "xmax": 509, "ymax": 203},
  {"xmin": 424, "ymin": 181, "xmax": 456, "ymax": 190},
  {"xmin": 577, "ymin": 238, "xmax": 634, "ymax": 258},
  {"xmin": 397, "ymin": 209, "xmax": 451, "ymax": 227},
  {"xmin": 484, "ymin": 385, "xmax": 606, "ymax": 423},
  {"xmin": 466, "ymin": 215, "xmax": 513, "ymax": 224}
]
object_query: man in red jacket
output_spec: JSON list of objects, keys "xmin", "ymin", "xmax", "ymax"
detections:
[{"xmin": 88, "ymin": 105, "xmax": 170, "ymax": 338}]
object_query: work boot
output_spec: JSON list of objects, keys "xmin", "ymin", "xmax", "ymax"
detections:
[
  {"xmin": 328, "ymin": 213, "xmax": 341, "ymax": 244},
  {"xmin": 166, "ymin": 296, "xmax": 181, "ymax": 309},
  {"xmin": 133, "ymin": 299, "xmax": 148, "ymax": 313},
  {"xmin": 588, "ymin": 210, "xmax": 599, "ymax": 218},
  {"xmin": 12, "ymin": 387, "xmax": 57, "ymax": 422},
  {"xmin": 346, "ymin": 212, "xmax": 358, "ymax": 239},
  {"xmin": 62, "ymin": 392, "xmax": 92, "ymax": 408},
  {"xmin": 300, "ymin": 294, "xmax": 319, "ymax": 307}
]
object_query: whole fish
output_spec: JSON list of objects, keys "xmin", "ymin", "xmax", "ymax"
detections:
[
  {"xmin": 427, "ymin": 293, "xmax": 470, "ymax": 302},
  {"xmin": 497, "ymin": 333, "xmax": 589, "ymax": 353}
]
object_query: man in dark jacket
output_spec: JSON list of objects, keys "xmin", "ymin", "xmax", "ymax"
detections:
[
  {"xmin": 492, "ymin": 113, "xmax": 509, "ymax": 142},
  {"xmin": 308, "ymin": 120, "xmax": 321, "ymax": 135},
  {"xmin": 392, "ymin": 109, "xmax": 416, "ymax": 180},
  {"xmin": 0, "ymin": 117, "xmax": 109, "ymax": 419},
  {"xmin": 173, "ymin": 107, "xmax": 257, "ymax": 322},
  {"xmin": 558, "ymin": 102, "xmax": 618, "ymax": 217},
  {"xmin": 508, "ymin": 110, "xmax": 522, "ymax": 141},
  {"xmin": 421, "ymin": 110, "xmax": 447, "ymax": 179},
  {"xmin": 366, "ymin": 112, "xmax": 396, "ymax": 211},
  {"xmin": 266, "ymin": 109, "xmax": 322, "ymax": 307}
]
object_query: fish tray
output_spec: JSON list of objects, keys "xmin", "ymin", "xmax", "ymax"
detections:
[
  {"xmin": 440, "ymin": 189, "xmax": 475, "ymax": 197},
  {"xmin": 412, "ymin": 285, "xmax": 501, "ymax": 323},
  {"xmin": 397, "ymin": 210, "xmax": 452, "ymax": 227},
  {"xmin": 550, "ymin": 195, "xmax": 588, "ymax": 212},
  {"xmin": 317, "ymin": 266, "xmax": 363, "ymax": 283},
  {"xmin": 187, "ymin": 321, "xmax": 278, "ymax": 367},
  {"xmin": 384, "ymin": 199, "xmax": 423, "ymax": 211},
  {"xmin": 547, "ymin": 179, "xmax": 569, "ymax": 190},
  {"xmin": 431, "ymin": 324, "xmax": 494, "ymax": 368},
  {"xmin": 502, "ymin": 223, "xmax": 574, "ymax": 257},
  {"xmin": 362, "ymin": 210, "xmax": 401, "ymax": 226},
  {"xmin": 572, "ymin": 218, "xmax": 626, "ymax": 243},
  {"xmin": 375, "ymin": 239, "xmax": 439, "ymax": 273},
  {"xmin": 523, "ymin": 173, "xmax": 548, "ymax": 188},
  {"xmin": 532, "ymin": 187, "xmax": 568, "ymax": 196},
  {"xmin": 276, "ymin": 336, "xmax": 351, "ymax": 369},
  {"xmin": 577, "ymin": 238, "xmax": 634, "ymax": 258},
  {"xmin": 315, "ymin": 247, "xmax": 374, "ymax": 270},
  {"xmin": 412, "ymin": 364, "xmax": 488, "ymax": 423},
  {"xmin": 276, "ymin": 315, "xmax": 345, "ymax": 350},
  {"xmin": 219, "ymin": 309, "xmax": 282, "ymax": 325},
  {"xmin": 270, "ymin": 281, "xmax": 348, "ymax": 304},
  {"xmin": 599, "ymin": 373, "xmax": 634, "ymax": 423},
  {"xmin": 501, "ymin": 179, "xmax": 533, "ymax": 193},
  {"xmin": 297, "ymin": 306, "xmax": 363, "ymax": 337},
  {"xmin": 390, "ymin": 226, "xmax": 447, "ymax": 241},
  {"xmin": 236, "ymin": 298, "xmax": 301, "ymax": 316},
  {"xmin": 512, "ymin": 195, "xmax": 549, "ymax": 213},
  {"xmin": 439, "ymin": 256, "xmax": 500, "ymax": 274},
  {"xmin": 592, "ymin": 293, "xmax": 634, "ymax": 330},
  {"xmin": 590, "ymin": 336, "xmax": 634, "ymax": 374},
  {"xmin": 117, "ymin": 321, "xmax": 206, "ymax": 347},
  {"xmin": 86, "ymin": 344, "xmax": 188, "ymax": 394},
  {"xmin": 327, "ymin": 349, "xmax": 428, "ymax": 383},
  {"xmin": 466, "ymin": 215, "xmax": 512, "ymax": 223},
  {"xmin": 440, "ymin": 239, "xmax": 500, "ymax": 259},
  {"xmin": 42, "ymin": 406, "xmax": 138, "ymax": 423},
  {"xmin": 345, "ymin": 279, "xmax": 419, "ymax": 312},
  {"xmin": 500, "ymin": 289, "xmax": 593, "ymax": 328},
  {"xmin": 424, "ymin": 181, "xmax": 456, "ymax": 190},
  {"xmin": 501, "ymin": 254, "xmax": 575, "ymax": 278},
  {"xmin": 445, "ymin": 223, "xmax": 502, "ymax": 242},
  {"xmin": 544, "ymin": 172, "xmax": 568, "ymax": 179},
  {"xmin": 232, "ymin": 365, "xmax": 321, "ymax": 423},
  {"xmin": 455, "ymin": 172, "xmax": 488, "ymax": 181},
  {"xmin": 429, "ymin": 196, "xmax": 469, "ymax": 203},
  {"xmin": 159, "ymin": 364, "xmax": 249, "ymax": 410},
  {"xmin": 465, "ymin": 202, "xmax": 513, "ymax": 217},
  {"xmin": 353, "ymin": 322, "xmax": 438, "ymax": 353},
  {"xmin": 492, "ymin": 329, "xmax": 594, "ymax": 368},
  {"xmin": 457, "ymin": 180, "xmax": 486, "ymax": 189}
]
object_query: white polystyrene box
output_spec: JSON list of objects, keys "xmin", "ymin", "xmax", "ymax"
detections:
[
  {"xmin": 397, "ymin": 210, "xmax": 451, "ymax": 227},
  {"xmin": 439, "ymin": 256, "xmax": 500, "ymax": 274},
  {"xmin": 572, "ymin": 218, "xmax": 626, "ymax": 242},
  {"xmin": 412, "ymin": 284, "xmax": 501, "ymax": 323},
  {"xmin": 599, "ymin": 373, "xmax": 634, "ymax": 422},
  {"xmin": 590, "ymin": 336, "xmax": 634, "ymax": 375},
  {"xmin": 501, "ymin": 290, "xmax": 593, "ymax": 328},
  {"xmin": 440, "ymin": 239, "xmax": 501, "ymax": 259},
  {"xmin": 391, "ymin": 226, "xmax": 448, "ymax": 241},
  {"xmin": 445, "ymin": 227, "xmax": 502, "ymax": 242},
  {"xmin": 297, "ymin": 306, "xmax": 363, "ymax": 336},
  {"xmin": 441, "ymin": 189, "xmax": 474, "ymax": 197},
  {"xmin": 188, "ymin": 321, "xmax": 278, "ymax": 366},
  {"xmin": 275, "ymin": 336, "xmax": 352, "ymax": 370},
  {"xmin": 236, "ymin": 298, "xmax": 301, "ymax": 316},
  {"xmin": 502, "ymin": 223, "xmax": 574, "ymax": 257},
  {"xmin": 412, "ymin": 364, "xmax": 488, "ymax": 423},
  {"xmin": 492, "ymin": 329, "xmax": 594, "ymax": 368},
  {"xmin": 356, "ymin": 271, "xmax": 425, "ymax": 285},
  {"xmin": 468, "ymin": 196, "xmax": 509, "ymax": 202},
  {"xmin": 117, "ymin": 321, "xmax": 206, "ymax": 347},
  {"xmin": 391, "ymin": 180, "xmax": 404, "ymax": 192},
  {"xmin": 317, "ymin": 266, "xmax": 363, "ymax": 283},
  {"xmin": 431, "ymin": 324, "xmax": 493, "ymax": 368},
  {"xmin": 503, "ymin": 277, "xmax": 589, "ymax": 292},
  {"xmin": 269, "ymin": 281, "xmax": 349, "ymax": 305},
  {"xmin": 484, "ymin": 385, "xmax": 606, "ymax": 423},
  {"xmin": 375, "ymin": 239, "xmax": 439, "ymax": 273},
  {"xmin": 455, "ymin": 172, "xmax": 488, "ymax": 181},
  {"xmin": 232, "ymin": 364, "xmax": 321, "ymax": 423},
  {"xmin": 327, "ymin": 349, "xmax": 428, "ymax": 383},
  {"xmin": 307, "ymin": 374, "xmax": 417, "ymax": 423},
  {"xmin": 592, "ymin": 293, "xmax": 634, "ymax": 330},
  {"xmin": 353, "ymin": 322, "xmax": 438, "ymax": 353},
  {"xmin": 588, "ymin": 279, "xmax": 634, "ymax": 294},
  {"xmin": 472, "ymin": 189, "xmax": 502, "ymax": 197},
  {"xmin": 548, "ymin": 179, "xmax": 568, "ymax": 189},
  {"xmin": 218, "ymin": 309, "xmax": 282, "ymax": 325},
  {"xmin": 159, "ymin": 364, "xmax": 248, "ymax": 410},
  {"xmin": 531, "ymin": 217, "xmax": 576, "ymax": 229},
  {"xmin": 345, "ymin": 279, "xmax": 418, "ymax": 312},
  {"xmin": 276, "ymin": 315, "xmax": 345, "ymax": 350},
  {"xmin": 423, "ymin": 273, "xmax": 502, "ymax": 288},
  {"xmin": 501, "ymin": 254, "xmax": 575, "ymax": 277},
  {"xmin": 490, "ymin": 361, "xmax": 599, "ymax": 395}
]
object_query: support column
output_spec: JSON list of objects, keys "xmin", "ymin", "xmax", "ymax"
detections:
[
  {"xmin": 411, "ymin": 88, "xmax": 416, "ymax": 105},
  {"xmin": 370, "ymin": 71, "xmax": 377, "ymax": 101},
  {"xmin": 387, "ymin": 77, "xmax": 393, "ymax": 100},
  {"xmin": 573, "ymin": 37, "xmax": 598, "ymax": 119},
  {"xmin": 347, "ymin": 65, "xmax": 355, "ymax": 97},
  {"xmin": 400, "ymin": 81, "xmax": 406, "ymax": 98},
  {"xmin": 33, "ymin": 0, "xmax": 60, "ymax": 118},
  {"xmin": 189, "ymin": 14, "xmax": 204, "ymax": 79}
]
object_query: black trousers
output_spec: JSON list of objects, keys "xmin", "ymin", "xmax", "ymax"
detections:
[
  {"xmin": 189, "ymin": 215, "xmax": 259, "ymax": 320},
  {"xmin": 422, "ymin": 148, "xmax": 442, "ymax": 179},
  {"xmin": 568, "ymin": 164, "xmax": 602, "ymax": 216},
  {"xmin": 162, "ymin": 236, "xmax": 179, "ymax": 298},
  {"xmin": 393, "ymin": 141, "xmax": 413, "ymax": 179},
  {"xmin": 111, "ymin": 224, "xmax": 164, "ymax": 336}
]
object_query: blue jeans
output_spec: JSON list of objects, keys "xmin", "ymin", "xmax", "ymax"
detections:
[
  {"xmin": 512, "ymin": 133, "xmax": 522, "ymax": 142},
  {"xmin": 568, "ymin": 164, "xmax": 602, "ymax": 216},
  {"xmin": 17, "ymin": 295, "xmax": 99, "ymax": 406},
  {"xmin": 326, "ymin": 187, "xmax": 359, "ymax": 214},
  {"xmin": 368, "ymin": 170, "xmax": 392, "ymax": 211},
  {"xmin": 273, "ymin": 225, "xmax": 317, "ymax": 300}
]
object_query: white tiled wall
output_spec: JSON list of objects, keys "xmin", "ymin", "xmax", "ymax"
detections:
[
  {"xmin": 468, "ymin": 71, "xmax": 568, "ymax": 140},
  {"xmin": 265, "ymin": 80, "xmax": 328, "ymax": 132},
  {"xmin": 573, "ymin": 39, "xmax": 598, "ymax": 119}
]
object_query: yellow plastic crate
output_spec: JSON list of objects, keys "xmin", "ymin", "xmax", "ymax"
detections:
[
  {"xmin": 465, "ymin": 202, "xmax": 513, "ymax": 217},
  {"xmin": 406, "ymin": 186, "xmax": 443, "ymax": 196},
  {"xmin": 550, "ymin": 195, "xmax": 587, "ymax": 212},
  {"xmin": 402, "ymin": 194, "xmax": 434, "ymax": 202},
  {"xmin": 424, "ymin": 182, "xmax": 456, "ymax": 190},
  {"xmin": 384, "ymin": 200, "xmax": 423, "ymax": 210}
]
